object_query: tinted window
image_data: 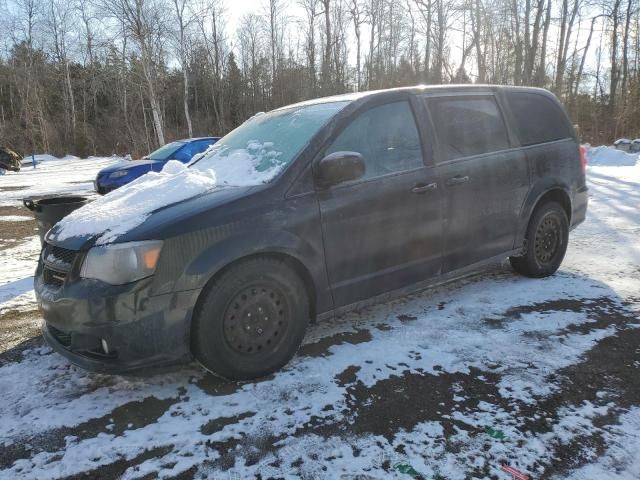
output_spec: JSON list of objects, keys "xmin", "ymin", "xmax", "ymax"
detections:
[
  {"xmin": 326, "ymin": 101, "xmax": 423, "ymax": 180},
  {"xmin": 427, "ymin": 96, "xmax": 509, "ymax": 162},
  {"xmin": 507, "ymin": 92, "xmax": 572, "ymax": 146}
]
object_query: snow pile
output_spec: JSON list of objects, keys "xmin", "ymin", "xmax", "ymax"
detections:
[
  {"xmin": 586, "ymin": 145, "xmax": 639, "ymax": 166},
  {"xmin": 52, "ymin": 161, "xmax": 217, "ymax": 244}
]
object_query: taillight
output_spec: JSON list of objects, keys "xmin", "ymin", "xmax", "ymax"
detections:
[{"xmin": 579, "ymin": 145, "xmax": 587, "ymax": 175}]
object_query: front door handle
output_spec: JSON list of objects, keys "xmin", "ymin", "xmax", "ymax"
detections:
[
  {"xmin": 446, "ymin": 175, "xmax": 470, "ymax": 186},
  {"xmin": 411, "ymin": 182, "xmax": 438, "ymax": 194}
]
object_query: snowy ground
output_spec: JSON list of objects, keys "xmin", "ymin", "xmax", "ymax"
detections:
[{"xmin": 0, "ymin": 149, "xmax": 639, "ymax": 479}]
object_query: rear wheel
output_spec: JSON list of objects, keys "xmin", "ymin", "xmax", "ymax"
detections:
[
  {"xmin": 510, "ymin": 201, "xmax": 569, "ymax": 278},
  {"xmin": 191, "ymin": 257, "xmax": 310, "ymax": 380}
]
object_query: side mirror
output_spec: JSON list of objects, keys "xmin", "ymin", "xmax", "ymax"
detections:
[{"xmin": 315, "ymin": 151, "xmax": 365, "ymax": 188}]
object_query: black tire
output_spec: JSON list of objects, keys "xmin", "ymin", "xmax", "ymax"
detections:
[
  {"xmin": 509, "ymin": 201, "xmax": 569, "ymax": 278},
  {"xmin": 191, "ymin": 257, "xmax": 310, "ymax": 380}
]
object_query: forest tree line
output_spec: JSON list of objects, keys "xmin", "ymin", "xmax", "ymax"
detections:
[{"xmin": 0, "ymin": 0, "xmax": 639, "ymax": 158}]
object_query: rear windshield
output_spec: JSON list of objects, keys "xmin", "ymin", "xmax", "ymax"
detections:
[
  {"xmin": 191, "ymin": 101, "xmax": 348, "ymax": 186},
  {"xmin": 506, "ymin": 92, "xmax": 573, "ymax": 146}
]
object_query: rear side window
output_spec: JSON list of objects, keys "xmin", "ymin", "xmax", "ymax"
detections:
[
  {"xmin": 326, "ymin": 101, "xmax": 423, "ymax": 181},
  {"xmin": 506, "ymin": 92, "xmax": 572, "ymax": 146},
  {"xmin": 426, "ymin": 96, "xmax": 509, "ymax": 162}
]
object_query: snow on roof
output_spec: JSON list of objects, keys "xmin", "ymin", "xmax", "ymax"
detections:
[{"xmin": 613, "ymin": 138, "xmax": 632, "ymax": 144}]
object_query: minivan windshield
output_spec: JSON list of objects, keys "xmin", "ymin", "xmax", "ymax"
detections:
[
  {"xmin": 191, "ymin": 101, "xmax": 349, "ymax": 186},
  {"xmin": 147, "ymin": 141, "xmax": 185, "ymax": 160}
]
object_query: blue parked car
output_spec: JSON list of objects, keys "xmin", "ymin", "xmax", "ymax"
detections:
[{"xmin": 95, "ymin": 137, "xmax": 219, "ymax": 194}]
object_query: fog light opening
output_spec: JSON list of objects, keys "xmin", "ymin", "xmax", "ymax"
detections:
[{"xmin": 101, "ymin": 339, "xmax": 110, "ymax": 355}]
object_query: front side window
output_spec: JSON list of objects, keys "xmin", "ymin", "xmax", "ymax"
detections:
[
  {"xmin": 192, "ymin": 101, "xmax": 349, "ymax": 186},
  {"xmin": 325, "ymin": 101, "xmax": 423, "ymax": 181},
  {"xmin": 427, "ymin": 96, "xmax": 509, "ymax": 162}
]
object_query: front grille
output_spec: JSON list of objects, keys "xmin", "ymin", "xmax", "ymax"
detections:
[
  {"xmin": 43, "ymin": 267, "xmax": 66, "ymax": 288},
  {"xmin": 49, "ymin": 245, "xmax": 76, "ymax": 265},
  {"xmin": 41, "ymin": 243, "xmax": 77, "ymax": 289},
  {"xmin": 43, "ymin": 243, "xmax": 77, "ymax": 271},
  {"xmin": 48, "ymin": 325, "xmax": 72, "ymax": 347}
]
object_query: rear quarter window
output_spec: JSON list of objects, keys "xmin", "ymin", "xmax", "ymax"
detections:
[{"xmin": 506, "ymin": 92, "xmax": 573, "ymax": 146}]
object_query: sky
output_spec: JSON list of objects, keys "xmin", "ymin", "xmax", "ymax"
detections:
[{"xmin": 219, "ymin": 0, "xmax": 608, "ymax": 87}]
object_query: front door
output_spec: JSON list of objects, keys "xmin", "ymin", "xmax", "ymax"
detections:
[{"xmin": 317, "ymin": 99, "xmax": 443, "ymax": 307}]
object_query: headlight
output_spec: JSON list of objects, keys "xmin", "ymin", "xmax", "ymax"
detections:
[
  {"xmin": 80, "ymin": 240, "xmax": 163, "ymax": 285},
  {"xmin": 110, "ymin": 170, "xmax": 129, "ymax": 178}
]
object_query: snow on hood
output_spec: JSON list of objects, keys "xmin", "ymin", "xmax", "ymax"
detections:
[
  {"xmin": 51, "ymin": 161, "xmax": 218, "ymax": 245},
  {"xmin": 51, "ymin": 139, "xmax": 288, "ymax": 245}
]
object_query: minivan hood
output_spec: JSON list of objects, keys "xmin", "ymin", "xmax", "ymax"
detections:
[{"xmin": 46, "ymin": 184, "xmax": 261, "ymax": 251}]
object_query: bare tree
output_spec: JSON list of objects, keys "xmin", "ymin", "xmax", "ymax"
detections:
[
  {"xmin": 609, "ymin": 0, "xmax": 623, "ymax": 114},
  {"xmin": 349, "ymin": 0, "xmax": 363, "ymax": 90},
  {"xmin": 554, "ymin": 0, "xmax": 580, "ymax": 95},
  {"xmin": 194, "ymin": 0, "xmax": 227, "ymax": 131},
  {"xmin": 238, "ymin": 13, "xmax": 266, "ymax": 111},
  {"xmin": 320, "ymin": 0, "xmax": 332, "ymax": 89},
  {"xmin": 172, "ymin": 0, "xmax": 194, "ymax": 137},
  {"xmin": 105, "ymin": 0, "xmax": 167, "ymax": 146},
  {"xmin": 47, "ymin": 0, "xmax": 77, "ymax": 136}
]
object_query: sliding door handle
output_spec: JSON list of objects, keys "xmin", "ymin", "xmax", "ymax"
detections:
[{"xmin": 411, "ymin": 182, "xmax": 438, "ymax": 194}]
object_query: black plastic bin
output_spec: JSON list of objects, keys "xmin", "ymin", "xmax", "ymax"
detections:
[{"xmin": 23, "ymin": 195, "xmax": 90, "ymax": 245}]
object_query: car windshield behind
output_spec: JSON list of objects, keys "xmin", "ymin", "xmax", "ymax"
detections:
[
  {"xmin": 148, "ymin": 141, "xmax": 185, "ymax": 160},
  {"xmin": 191, "ymin": 101, "xmax": 349, "ymax": 186}
]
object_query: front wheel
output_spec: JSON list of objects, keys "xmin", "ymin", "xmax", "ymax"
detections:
[
  {"xmin": 191, "ymin": 257, "xmax": 310, "ymax": 380},
  {"xmin": 510, "ymin": 201, "xmax": 569, "ymax": 278}
]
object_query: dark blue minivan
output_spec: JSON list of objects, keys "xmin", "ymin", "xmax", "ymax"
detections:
[
  {"xmin": 95, "ymin": 137, "xmax": 219, "ymax": 194},
  {"xmin": 38, "ymin": 86, "xmax": 587, "ymax": 380}
]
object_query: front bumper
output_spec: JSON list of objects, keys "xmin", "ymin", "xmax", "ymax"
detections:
[{"xmin": 36, "ymin": 261, "xmax": 201, "ymax": 374}]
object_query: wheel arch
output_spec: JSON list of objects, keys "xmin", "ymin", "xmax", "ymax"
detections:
[
  {"xmin": 515, "ymin": 185, "xmax": 572, "ymax": 250},
  {"xmin": 190, "ymin": 250, "xmax": 319, "ymax": 344}
]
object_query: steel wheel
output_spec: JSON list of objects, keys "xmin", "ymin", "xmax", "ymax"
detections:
[
  {"xmin": 533, "ymin": 213, "xmax": 561, "ymax": 265},
  {"xmin": 223, "ymin": 284, "xmax": 289, "ymax": 356},
  {"xmin": 191, "ymin": 257, "xmax": 309, "ymax": 380},
  {"xmin": 509, "ymin": 201, "xmax": 569, "ymax": 278}
]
